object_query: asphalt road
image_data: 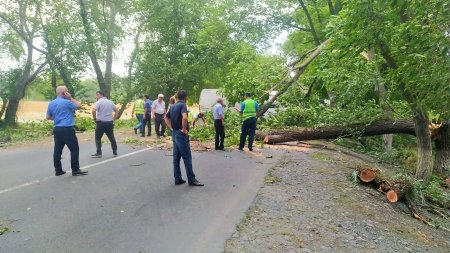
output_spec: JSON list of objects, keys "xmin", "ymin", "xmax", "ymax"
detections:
[{"xmin": 0, "ymin": 142, "xmax": 279, "ymax": 253}]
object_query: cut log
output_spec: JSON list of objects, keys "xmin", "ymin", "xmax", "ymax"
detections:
[
  {"xmin": 386, "ymin": 190, "xmax": 400, "ymax": 203},
  {"xmin": 359, "ymin": 168, "xmax": 377, "ymax": 183},
  {"xmin": 261, "ymin": 120, "xmax": 415, "ymax": 144}
]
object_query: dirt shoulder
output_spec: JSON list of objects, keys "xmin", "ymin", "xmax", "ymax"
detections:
[{"xmin": 225, "ymin": 143, "xmax": 450, "ymax": 253}]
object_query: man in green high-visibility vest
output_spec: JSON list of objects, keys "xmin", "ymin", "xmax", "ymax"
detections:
[{"xmin": 238, "ymin": 92, "xmax": 259, "ymax": 151}]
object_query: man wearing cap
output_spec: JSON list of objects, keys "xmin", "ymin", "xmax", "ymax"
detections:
[
  {"xmin": 152, "ymin": 94, "xmax": 167, "ymax": 138},
  {"xmin": 238, "ymin": 92, "xmax": 259, "ymax": 151}
]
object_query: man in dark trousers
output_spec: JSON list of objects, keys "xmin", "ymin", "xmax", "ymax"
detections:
[
  {"xmin": 238, "ymin": 92, "xmax": 259, "ymax": 151},
  {"xmin": 143, "ymin": 95, "xmax": 152, "ymax": 136},
  {"xmin": 212, "ymin": 98, "xmax": 225, "ymax": 150},
  {"xmin": 152, "ymin": 94, "xmax": 166, "ymax": 138},
  {"xmin": 165, "ymin": 90, "xmax": 204, "ymax": 186},
  {"xmin": 91, "ymin": 91, "xmax": 118, "ymax": 158},
  {"xmin": 46, "ymin": 85, "xmax": 88, "ymax": 176}
]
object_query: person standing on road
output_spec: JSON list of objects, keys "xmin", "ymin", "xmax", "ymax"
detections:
[
  {"xmin": 152, "ymin": 94, "xmax": 166, "ymax": 138},
  {"xmin": 132, "ymin": 95, "xmax": 145, "ymax": 136},
  {"xmin": 46, "ymin": 85, "xmax": 88, "ymax": 176},
  {"xmin": 238, "ymin": 92, "xmax": 259, "ymax": 151},
  {"xmin": 213, "ymin": 98, "xmax": 225, "ymax": 150},
  {"xmin": 91, "ymin": 91, "xmax": 118, "ymax": 158},
  {"xmin": 143, "ymin": 95, "xmax": 152, "ymax": 137},
  {"xmin": 165, "ymin": 90, "xmax": 204, "ymax": 186}
]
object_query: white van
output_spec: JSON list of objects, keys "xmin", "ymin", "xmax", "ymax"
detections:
[{"xmin": 199, "ymin": 89, "xmax": 229, "ymax": 113}]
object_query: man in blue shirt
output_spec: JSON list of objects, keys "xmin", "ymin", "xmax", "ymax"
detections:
[
  {"xmin": 165, "ymin": 90, "xmax": 204, "ymax": 186},
  {"xmin": 46, "ymin": 86, "xmax": 88, "ymax": 176},
  {"xmin": 212, "ymin": 98, "xmax": 225, "ymax": 150},
  {"xmin": 143, "ymin": 95, "xmax": 152, "ymax": 137}
]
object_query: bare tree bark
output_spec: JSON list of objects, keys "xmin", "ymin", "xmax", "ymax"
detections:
[
  {"xmin": 260, "ymin": 120, "xmax": 415, "ymax": 144},
  {"xmin": 104, "ymin": 2, "xmax": 118, "ymax": 98},
  {"xmin": 79, "ymin": 0, "xmax": 107, "ymax": 95},
  {"xmin": 434, "ymin": 121, "xmax": 450, "ymax": 177}
]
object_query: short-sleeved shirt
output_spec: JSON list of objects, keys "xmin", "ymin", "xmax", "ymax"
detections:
[
  {"xmin": 212, "ymin": 103, "xmax": 224, "ymax": 120},
  {"xmin": 166, "ymin": 101, "xmax": 189, "ymax": 131},
  {"xmin": 144, "ymin": 99, "xmax": 152, "ymax": 116},
  {"xmin": 95, "ymin": 97, "xmax": 116, "ymax": 121},
  {"xmin": 152, "ymin": 100, "xmax": 166, "ymax": 114},
  {"xmin": 47, "ymin": 96, "xmax": 78, "ymax": 127}
]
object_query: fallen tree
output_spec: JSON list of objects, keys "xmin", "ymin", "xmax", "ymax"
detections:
[{"xmin": 259, "ymin": 119, "xmax": 415, "ymax": 144}]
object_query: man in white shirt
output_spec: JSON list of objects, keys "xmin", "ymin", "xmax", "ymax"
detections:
[
  {"xmin": 91, "ymin": 91, "xmax": 118, "ymax": 158},
  {"xmin": 212, "ymin": 98, "xmax": 225, "ymax": 150},
  {"xmin": 152, "ymin": 93, "xmax": 166, "ymax": 137}
]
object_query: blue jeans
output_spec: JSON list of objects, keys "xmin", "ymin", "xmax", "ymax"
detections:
[
  {"xmin": 134, "ymin": 114, "xmax": 144, "ymax": 133},
  {"xmin": 239, "ymin": 117, "xmax": 257, "ymax": 149},
  {"xmin": 172, "ymin": 130, "xmax": 196, "ymax": 183}
]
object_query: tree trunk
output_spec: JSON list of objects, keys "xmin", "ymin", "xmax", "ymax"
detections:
[
  {"xmin": 411, "ymin": 107, "xmax": 433, "ymax": 182},
  {"xmin": 434, "ymin": 121, "xmax": 450, "ymax": 177},
  {"xmin": 0, "ymin": 97, "xmax": 7, "ymax": 119},
  {"xmin": 104, "ymin": 2, "xmax": 118, "ymax": 98},
  {"xmin": 368, "ymin": 48, "xmax": 393, "ymax": 153},
  {"xmin": 79, "ymin": 0, "xmax": 107, "ymax": 94},
  {"xmin": 261, "ymin": 119, "xmax": 415, "ymax": 144},
  {"xmin": 298, "ymin": 0, "xmax": 321, "ymax": 46}
]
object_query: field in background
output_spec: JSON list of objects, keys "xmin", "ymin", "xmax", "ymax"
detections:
[{"xmin": 1, "ymin": 100, "xmax": 201, "ymax": 122}]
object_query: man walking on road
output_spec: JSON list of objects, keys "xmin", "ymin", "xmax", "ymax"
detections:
[
  {"xmin": 132, "ymin": 95, "xmax": 145, "ymax": 136},
  {"xmin": 165, "ymin": 90, "xmax": 204, "ymax": 186},
  {"xmin": 46, "ymin": 85, "xmax": 88, "ymax": 176},
  {"xmin": 238, "ymin": 92, "xmax": 259, "ymax": 152},
  {"xmin": 91, "ymin": 91, "xmax": 118, "ymax": 158},
  {"xmin": 213, "ymin": 98, "xmax": 225, "ymax": 150},
  {"xmin": 152, "ymin": 94, "xmax": 166, "ymax": 138},
  {"xmin": 143, "ymin": 95, "xmax": 152, "ymax": 137}
]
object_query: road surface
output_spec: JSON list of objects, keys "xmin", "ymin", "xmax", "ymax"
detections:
[{"xmin": 0, "ymin": 142, "xmax": 279, "ymax": 253}]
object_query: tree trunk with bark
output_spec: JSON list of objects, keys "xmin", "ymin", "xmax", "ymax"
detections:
[
  {"xmin": 261, "ymin": 119, "xmax": 415, "ymax": 144},
  {"xmin": 0, "ymin": 97, "xmax": 7, "ymax": 119},
  {"xmin": 411, "ymin": 107, "xmax": 434, "ymax": 182},
  {"xmin": 79, "ymin": 0, "xmax": 107, "ymax": 95},
  {"xmin": 434, "ymin": 121, "xmax": 450, "ymax": 177}
]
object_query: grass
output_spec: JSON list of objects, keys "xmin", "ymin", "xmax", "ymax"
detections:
[{"xmin": 0, "ymin": 225, "xmax": 9, "ymax": 235}]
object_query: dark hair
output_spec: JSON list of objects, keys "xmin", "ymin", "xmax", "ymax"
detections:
[
  {"xmin": 244, "ymin": 92, "xmax": 251, "ymax": 97},
  {"xmin": 97, "ymin": 91, "xmax": 105, "ymax": 97},
  {"xmin": 144, "ymin": 95, "xmax": 149, "ymax": 99},
  {"xmin": 177, "ymin": 90, "xmax": 188, "ymax": 101}
]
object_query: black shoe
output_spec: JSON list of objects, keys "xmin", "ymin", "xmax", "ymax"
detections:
[
  {"xmin": 249, "ymin": 147, "xmax": 253, "ymax": 151},
  {"xmin": 175, "ymin": 179, "xmax": 186, "ymax": 185},
  {"xmin": 141, "ymin": 134, "xmax": 145, "ymax": 137},
  {"xmin": 113, "ymin": 152, "xmax": 118, "ymax": 157},
  {"xmin": 147, "ymin": 134, "xmax": 151, "ymax": 136},
  {"xmin": 91, "ymin": 153, "xmax": 102, "ymax": 158},
  {"xmin": 134, "ymin": 128, "xmax": 137, "ymax": 134},
  {"xmin": 72, "ymin": 170, "xmax": 88, "ymax": 176},
  {"xmin": 55, "ymin": 170, "xmax": 66, "ymax": 176},
  {"xmin": 238, "ymin": 147, "xmax": 243, "ymax": 151},
  {"xmin": 161, "ymin": 135, "xmax": 166, "ymax": 137},
  {"xmin": 189, "ymin": 180, "xmax": 204, "ymax": 186}
]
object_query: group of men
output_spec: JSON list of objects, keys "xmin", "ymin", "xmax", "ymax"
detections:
[
  {"xmin": 131, "ymin": 94, "xmax": 167, "ymax": 138},
  {"xmin": 46, "ymin": 85, "xmax": 259, "ymax": 188}
]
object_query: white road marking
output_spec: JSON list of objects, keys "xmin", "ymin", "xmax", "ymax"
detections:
[{"xmin": 0, "ymin": 148, "xmax": 151, "ymax": 195}]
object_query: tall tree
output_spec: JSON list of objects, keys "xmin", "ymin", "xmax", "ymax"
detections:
[{"xmin": 0, "ymin": 0, "xmax": 48, "ymax": 126}]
